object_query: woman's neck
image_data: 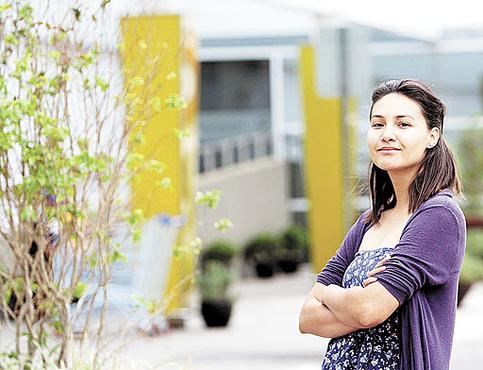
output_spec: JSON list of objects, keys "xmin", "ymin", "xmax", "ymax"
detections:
[{"xmin": 387, "ymin": 168, "xmax": 417, "ymax": 214}]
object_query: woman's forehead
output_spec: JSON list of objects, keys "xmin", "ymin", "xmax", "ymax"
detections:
[{"xmin": 371, "ymin": 93, "xmax": 423, "ymax": 119}]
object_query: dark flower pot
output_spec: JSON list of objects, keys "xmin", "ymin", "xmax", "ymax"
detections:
[
  {"xmin": 255, "ymin": 262, "xmax": 274, "ymax": 278},
  {"xmin": 201, "ymin": 300, "xmax": 233, "ymax": 327},
  {"xmin": 278, "ymin": 259, "xmax": 299, "ymax": 273},
  {"xmin": 457, "ymin": 281, "xmax": 473, "ymax": 307}
]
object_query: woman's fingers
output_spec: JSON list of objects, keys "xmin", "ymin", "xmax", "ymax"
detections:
[
  {"xmin": 367, "ymin": 265, "xmax": 386, "ymax": 277},
  {"xmin": 374, "ymin": 255, "xmax": 391, "ymax": 268},
  {"xmin": 363, "ymin": 277, "xmax": 378, "ymax": 287},
  {"xmin": 363, "ymin": 256, "xmax": 391, "ymax": 287}
]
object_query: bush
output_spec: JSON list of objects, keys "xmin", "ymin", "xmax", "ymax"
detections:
[
  {"xmin": 459, "ymin": 229, "xmax": 483, "ymax": 284},
  {"xmin": 466, "ymin": 229, "xmax": 483, "ymax": 259},
  {"xmin": 243, "ymin": 233, "xmax": 279, "ymax": 265},
  {"xmin": 280, "ymin": 225, "xmax": 306, "ymax": 251},
  {"xmin": 457, "ymin": 125, "xmax": 483, "ymax": 217},
  {"xmin": 279, "ymin": 225, "xmax": 308, "ymax": 260},
  {"xmin": 200, "ymin": 240, "xmax": 238, "ymax": 270},
  {"xmin": 197, "ymin": 261, "xmax": 234, "ymax": 303},
  {"xmin": 459, "ymin": 253, "xmax": 483, "ymax": 284}
]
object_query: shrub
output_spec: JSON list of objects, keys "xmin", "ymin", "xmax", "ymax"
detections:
[
  {"xmin": 243, "ymin": 233, "xmax": 279, "ymax": 265},
  {"xmin": 466, "ymin": 229, "xmax": 483, "ymax": 259},
  {"xmin": 278, "ymin": 225, "xmax": 308, "ymax": 261},
  {"xmin": 200, "ymin": 240, "xmax": 238, "ymax": 270},
  {"xmin": 459, "ymin": 253, "xmax": 483, "ymax": 284},
  {"xmin": 280, "ymin": 225, "xmax": 306, "ymax": 251},
  {"xmin": 197, "ymin": 261, "xmax": 234, "ymax": 303}
]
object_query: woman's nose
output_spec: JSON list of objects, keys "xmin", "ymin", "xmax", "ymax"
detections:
[{"xmin": 381, "ymin": 126, "xmax": 396, "ymax": 142}]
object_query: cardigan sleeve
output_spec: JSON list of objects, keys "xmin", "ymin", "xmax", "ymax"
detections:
[
  {"xmin": 316, "ymin": 212, "xmax": 367, "ymax": 286},
  {"xmin": 375, "ymin": 205, "xmax": 465, "ymax": 305}
]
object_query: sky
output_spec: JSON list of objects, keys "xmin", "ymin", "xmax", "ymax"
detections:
[{"xmin": 271, "ymin": 0, "xmax": 483, "ymax": 40}]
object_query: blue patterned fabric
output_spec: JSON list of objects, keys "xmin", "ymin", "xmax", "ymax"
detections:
[{"xmin": 321, "ymin": 247, "xmax": 401, "ymax": 370}]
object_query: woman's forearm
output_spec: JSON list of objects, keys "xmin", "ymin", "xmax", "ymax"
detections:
[
  {"xmin": 299, "ymin": 295, "xmax": 361, "ymax": 338},
  {"xmin": 320, "ymin": 284, "xmax": 368, "ymax": 328}
]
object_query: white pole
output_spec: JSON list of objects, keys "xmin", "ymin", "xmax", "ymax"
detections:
[{"xmin": 269, "ymin": 51, "xmax": 286, "ymax": 160}]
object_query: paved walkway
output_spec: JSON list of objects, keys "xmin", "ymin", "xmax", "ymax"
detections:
[
  {"xmin": 116, "ymin": 264, "xmax": 483, "ymax": 369},
  {"xmin": 2, "ymin": 264, "xmax": 482, "ymax": 369}
]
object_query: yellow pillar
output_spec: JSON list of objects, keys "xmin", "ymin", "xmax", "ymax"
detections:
[
  {"xmin": 299, "ymin": 46, "xmax": 345, "ymax": 273},
  {"xmin": 120, "ymin": 15, "xmax": 199, "ymax": 316}
]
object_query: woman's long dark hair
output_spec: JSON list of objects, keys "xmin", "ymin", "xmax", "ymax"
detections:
[{"xmin": 365, "ymin": 79, "xmax": 462, "ymax": 225}]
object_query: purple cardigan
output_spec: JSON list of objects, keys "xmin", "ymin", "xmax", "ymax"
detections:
[{"xmin": 316, "ymin": 189, "xmax": 467, "ymax": 370}]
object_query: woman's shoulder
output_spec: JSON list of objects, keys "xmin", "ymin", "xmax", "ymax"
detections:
[
  {"xmin": 421, "ymin": 189, "xmax": 463, "ymax": 213},
  {"xmin": 413, "ymin": 188, "xmax": 466, "ymax": 228}
]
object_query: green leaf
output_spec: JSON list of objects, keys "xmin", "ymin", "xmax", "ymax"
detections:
[
  {"xmin": 132, "ymin": 228, "xmax": 142, "ymax": 243},
  {"xmin": 109, "ymin": 249, "xmax": 127, "ymax": 264},
  {"xmin": 89, "ymin": 252, "xmax": 98, "ymax": 269},
  {"xmin": 214, "ymin": 218, "xmax": 234, "ymax": 233},
  {"xmin": 149, "ymin": 96, "xmax": 162, "ymax": 113},
  {"xmin": 129, "ymin": 76, "xmax": 145, "ymax": 88},
  {"xmin": 4, "ymin": 34, "xmax": 19, "ymax": 46},
  {"xmin": 95, "ymin": 76, "xmax": 109, "ymax": 92},
  {"xmin": 72, "ymin": 7, "xmax": 81, "ymax": 21},
  {"xmin": 145, "ymin": 159, "xmax": 165, "ymax": 174},
  {"xmin": 195, "ymin": 189, "xmax": 221, "ymax": 209},
  {"xmin": 126, "ymin": 152, "xmax": 144, "ymax": 171},
  {"xmin": 173, "ymin": 128, "xmax": 191, "ymax": 140},
  {"xmin": 51, "ymin": 320, "xmax": 64, "ymax": 334},
  {"xmin": 101, "ymin": 0, "xmax": 112, "ymax": 9},
  {"xmin": 20, "ymin": 205, "xmax": 37, "ymax": 222},
  {"xmin": 123, "ymin": 208, "xmax": 144, "ymax": 226},
  {"xmin": 159, "ymin": 177, "xmax": 172, "ymax": 190},
  {"xmin": 165, "ymin": 94, "xmax": 187, "ymax": 111},
  {"xmin": 72, "ymin": 282, "xmax": 87, "ymax": 300},
  {"xmin": 0, "ymin": 4, "xmax": 12, "ymax": 13}
]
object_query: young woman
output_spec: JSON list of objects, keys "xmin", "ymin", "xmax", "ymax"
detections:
[{"xmin": 299, "ymin": 79, "xmax": 467, "ymax": 370}]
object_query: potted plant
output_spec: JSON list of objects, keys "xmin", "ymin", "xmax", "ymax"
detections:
[
  {"xmin": 200, "ymin": 239, "xmax": 238, "ymax": 270},
  {"xmin": 456, "ymin": 123, "xmax": 483, "ymax": 305},
  {"xmin": 197, "ymin": 261, "xmax": 235, "ymax": 327},
  {"xmin": 458, "ymin": 230, "xmax": 483, "ymax": 306},
  {"xmin": 243, "ymin": 233, "xmax": 278, "ymax": 278},
  {"xmin": 458, "ymin": 253, "xmax": 483, "ymax": 306},
  {"xmin": 276, "ymin": 225, "xmax": 307, "ymax": 273}
]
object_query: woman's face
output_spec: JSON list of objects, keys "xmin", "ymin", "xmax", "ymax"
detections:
[{"xmin": 367, "ymin": 93, "xmax": 440, "ymax": 175}]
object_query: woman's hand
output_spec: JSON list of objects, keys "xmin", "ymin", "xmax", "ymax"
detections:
[{"xmin": 362, "ymin": 255, "xmax": 391, "ymax": 287}]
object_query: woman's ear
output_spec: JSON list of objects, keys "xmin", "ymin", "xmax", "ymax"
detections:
[{"xmin": 427, "ymin": 127, "xmax": 441, "ymax": 148}]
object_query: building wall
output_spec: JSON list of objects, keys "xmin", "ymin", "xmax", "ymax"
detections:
[{"xmin": 196, "ymin": 157, "xmax": 290, "ymax": 246}]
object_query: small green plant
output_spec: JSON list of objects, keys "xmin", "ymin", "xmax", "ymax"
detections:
[
  {"xmin": 459, "ymin": 253, "xmax": 483, "ymax": 284},
  {"xmin": 278, "ymin": 225, "xmax": 307, "ymax": 259},
  {"xmin": 197, "ymin": 261, "xmax": 234, "ymax": 303},
  {"xmin": 243, "ymin": 233, "xmax": 278, "ymax": 265},
  {"xmin": 460, "ymin": 229, "xmax": 483, "ymax": 284},
  {"xmin": 200, "ymin": 240, "xmax": 238, "ymax": 270},
  {"xmin": 466, "ymin": 229, "xmax": 483, "ymax": 259},
  {"xmin": 457, "ymin": 124, "xmax": 483, "ymax": 217}
]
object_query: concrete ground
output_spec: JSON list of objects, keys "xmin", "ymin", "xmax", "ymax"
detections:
[
  {"xmin": 115, "ymin": 264, "xmax": 483, "ymax": 370},
  {"xmin": 2, "ymin": 264, "xmax": 482, "ymax": 369}
]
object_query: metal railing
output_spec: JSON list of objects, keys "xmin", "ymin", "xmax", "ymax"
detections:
[{"xmin": 199, "ymin": 132, "xmax": 273, "ymax": 173}]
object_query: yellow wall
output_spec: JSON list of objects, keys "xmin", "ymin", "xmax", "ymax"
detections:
[
  {"xmin": 121, "ymin": 15, "xmax": 198, "ymax": 315},
  {"xmin": 299, "ymin": 46, "xmax": 345, "ymax": 273}
]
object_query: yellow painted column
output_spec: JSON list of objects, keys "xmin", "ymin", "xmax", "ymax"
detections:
[
  {"xmin": 299, "ymin": 46, "xmax": 345, "ymax": 273},
  {"xmin": 120, "ymin": 15, "xmax": 199, "ymax": 316}
]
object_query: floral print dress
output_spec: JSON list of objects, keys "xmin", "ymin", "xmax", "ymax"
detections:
[{"xmin": 321, "ymin": 247, "xmax": 401, "ymax": 370}]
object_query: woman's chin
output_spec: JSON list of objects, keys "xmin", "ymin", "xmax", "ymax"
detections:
[{"xmin": 374, "ymin": 161, "xmax": 400, "ymax": 171}]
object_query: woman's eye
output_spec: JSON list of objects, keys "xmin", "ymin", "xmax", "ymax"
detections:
[
  {"xmin": 371, "ymin": 123, "xmax": 383, "ymax": 127},
  {"xmin": 399, "ymin": 122, "xmax": 410, "ymax": 127}
]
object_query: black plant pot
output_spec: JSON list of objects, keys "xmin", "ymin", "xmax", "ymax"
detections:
[
  {"xmin": 201, "ymin": 300, "xmax": 233, "ymax": 327},
  {"xmin": 255, "ymin": 262, "xmax": 274, "ymax": 278},
  {"xmin": 278, "ymin": 259, "xmax": 299, "ymax": 273},
  {"xmin": 457, "ymin": 281, "xmax": 473, "ymax": 307}
]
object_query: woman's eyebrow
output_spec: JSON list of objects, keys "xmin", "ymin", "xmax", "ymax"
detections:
[{"xmin": 371, "ymin": 114, "xmax": 415, "ymax": 120}]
